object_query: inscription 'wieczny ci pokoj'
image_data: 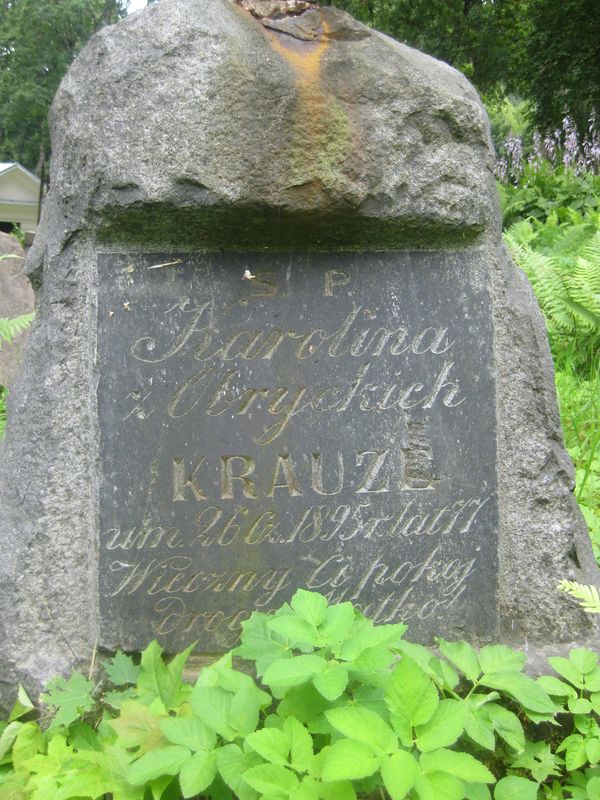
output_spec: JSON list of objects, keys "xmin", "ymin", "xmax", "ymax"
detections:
[{"xmin": 97, "ymin": 252, "xmax": 498, "ymax": 650}]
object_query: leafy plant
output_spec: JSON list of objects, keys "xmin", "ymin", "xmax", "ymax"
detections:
[
  {"xmin": 499, "ymin": 165, "xmax": 600, "ymax": 228},
  {"xmin": 1, "ymin": 591, "xmax": 600, "ymax": 800},
  {"xmin": 0, "ymin": 252, "xmax": 34, "ymax": 354},
  {"xmin": 504, "ymin": 214, "xmax": 600, "ymax": 369},
  {"xmin": 559, "ymin": 581, "xmax": 600, "ymax": 614},
  {"xmin": 0, "ymin": 313, "xmax": 35, "ymax": 350}
]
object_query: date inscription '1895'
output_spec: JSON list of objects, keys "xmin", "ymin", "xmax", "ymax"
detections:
[{"xmin": 97, "ymin": 252, "xmax": 498, "ymax": 651}]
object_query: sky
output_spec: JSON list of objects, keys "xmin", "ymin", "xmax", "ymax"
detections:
[{"xmin": 127, "ymin": 0, "xmax": 147, "ymax": 13}]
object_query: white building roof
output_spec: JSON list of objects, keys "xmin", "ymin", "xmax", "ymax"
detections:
[{"xmin": 0, "ymin": 162, "xmax": 41, "ymax": 184}]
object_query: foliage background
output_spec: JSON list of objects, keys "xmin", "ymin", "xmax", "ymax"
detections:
[{"xmin": 0, "ymin": 0, "xmax": 126, "ymax": 172}]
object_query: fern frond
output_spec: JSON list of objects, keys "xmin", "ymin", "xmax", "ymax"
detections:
[
  {"xmin": 504, "ymin": 220, "xmax": 536, "ymax": 249},
  {"xmin": 581, "ymin": 231, "xmax": 600, "ymax": 266},
  {"xmin": 0, "ymin": 313, "xmax": 35, "ymax": 348},
  {"xmin": 558, "ymin": 580, "xmax": 600, "ymax": 613}
]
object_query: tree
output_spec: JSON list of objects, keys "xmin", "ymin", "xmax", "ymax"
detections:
[
  {"xmin": 0, "ymin": 0, "xmax": 127, "ymax": 174},
  {"xmin": 522, "ymin": 0, "xmax": 600, "ymax": 133},
  {"xmin": 327, "ymin": 0, "xmax": 530, "ymax": 101}
]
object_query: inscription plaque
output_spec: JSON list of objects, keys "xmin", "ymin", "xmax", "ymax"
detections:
[{"xmin": 97, "ymin": 252, "xmax": 498, "ymax": 650}]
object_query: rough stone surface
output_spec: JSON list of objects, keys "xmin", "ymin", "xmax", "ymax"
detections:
[
  {"xmin": 0, "ymin": 234, "xmax": 34, "ymax": 387},
  {"xmin": 0, "ymin": 0, "xmax": 597, "ymax": 708}
]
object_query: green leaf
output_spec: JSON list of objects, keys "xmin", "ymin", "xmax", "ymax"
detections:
[
  {"xmin": 321, "ymin": 740, "xmax": 379, "ymax": 782},
  {"xmin": 277, "ymin": 684, "xmax": 329, "ymax": 725},
  {"xmin": 479, "ymin": 672, "xmax": 556, "ymax": 714},
  {"xmin": 536, "ymin": 675, "xmax": 577, "ymax": 698},
  {"xmin": 160, "ymin": 717, "xmax": 217, "ymax": 752},
  {"xmin": 464, "ymin": 783, "xmax": 491, "ymax": 800},
  {"xmin": 179, "ymin": 750, "xmax": 218, "ymax": 798},
  {"xmin": 586, "ymin": 738, "xmax": 600, "ymax": 765},
  {"xmin": 494, "ymin": 776, "xmax": 537, "ymax": 800},
  {"xmin": 41, "ymin": 672, "xmax": 95, "ymax": 730},
  {"xmin": 484, "ymin": 704, "xmax": 525, "ymax": 753},
  {"xmin": 229, "ymin": 683, "xmax": 264, "ymax": 738},
  {"xmin": 313, "ymin": 663, "xmax": 348, "ymax": 701},
  {"xmin": 568, "ymin": 697, "xmax": 593, "ymax": 714},
  {"xmin": 385, "ymin": 657, "xmax": 439, "ymax": 734},
  {"xmin": 320, "ymin": 603, "xmax": 356, "ymax": 647},
  {"xmin": 557, "ymin": 733, "xmax": 588, "ymax": 770},
  {"xmin": 68, "ymin": 722, "xmax": 103, "ymax": 751},
  {"xmin": 268, "ymin": 617, "xmax": 321, "ymax": 646},
  {"xmin": 427, "ymin": 772, "xmax": 465, "ymax": 800},
  {"xmin": 263, "ymin": 655, "xmax": 327, "ymax": 690},
  {"xmin": 128, "ymin": 746, "xmax": 191, "ymax": 785},
  {"xmin": 284, "ymin": 717, "xmax": 313, "ymax": 772},
  {"xmin": 478, "ymin": 645, "xmax": 526, "ymax": 675},
  {"xmin": 569, "ymin": 648, "xmax": 599, "ymax": 674},
  {"xmin": 293, "ymin": 776, "xmax": 320, "ymax": 800},
  {"xmin": 380, "ymin": 751, "xmax": 419, "ymax": 800},
  {"xmin": 244, "ymin": 763, "xmax": 299, "ymax": 796},
  {"xmin": 318, "ymin": 781, "xmax": 356, "ymax": 800},
  {"xmin": 217, "ymin": 743, "xmax": 261, "ymax": 800},
  {"xmin": 150, "ymin": 774, "xmax": 175, "ymax": 800},
  {"xmin": 339, "ymin": 620, "xmax": 406, "ymax": 661},
  {"xmin": 429, "ymin": 657, "xmax": 460, "ymax": 692},
  {"xmin": 11, "ymin": 722, "xmax": 41, "ymax": 770},
  {"xmin": 415, "ymin": 700, "xmax": 467, "ymax": 752},
  {"xmin": 246, "ymin": 728, "xmax": 290, "ymax": 766},
  {"xmin": 510, "ymin": 740, "xmax": 562, "ymax": 782},
  {"xmin": 137, "ymin": 641, "xmax": 194, "ymax": 711},
  {"xmin": 464, "ymin": 703, "xmax": 496, "ymax": 751},
  {"xmin": 103, "ymin": 651, "xmax": 141, "ymax": 686},
  {"xmin": 191, "ymin": 686, "xmax": 235, "ymax": 740},
  {"xmin": 414, "ymin": 773, "xmax": 436, "ymax": 800},
  {"xmin": 0, "ymin": 723, "xmax": 21, "ymax": 760},
  {"xmin": 436, "ymin": 640, "xmax": 481, "ymax": 682},
  {"xmin": 420, "ymin": 750, "xmax": 494, "ymax": 783},
  {"xmin": 419, "ymin": 772, "xmax": 467, "ymax": 800},
  {"xmin": 0, "ymin": 779, "xmax": 27, "ymax": 800},
  {"xmin": 236, "ymin": 612, "xmax": 291, "ymax": 676},
  {"xmin": 291, "ymin": 590, "xmax": 329, "ymax": 627},
  {"xmin": 8, "ymin": 687, "xmax": 34, "ymax": 723},
  {"xmin": 548, "ymin": 656, "xmax": 585, "ymax": 688},
  {"xmin": 584, "ymin": 668, "xmax": 600, "ymax": 692},
  {"xmin": 107, "ymin": 700, "xmax": 166, "ymax": 754},
  {"xmin": 103, "ymin": 687, "xmax": 136, "ymax": 708},
  {"xmin": 325, "ymin": 706, "xmax": 397, "ymax": 754}
]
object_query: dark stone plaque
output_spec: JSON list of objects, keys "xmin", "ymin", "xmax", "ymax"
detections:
[{"xmin": 97, "ymin": 252, "xmax": 498, "ymax": 651}]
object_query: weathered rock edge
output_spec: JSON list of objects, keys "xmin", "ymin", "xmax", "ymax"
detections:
[{"xmin": 0, "ymin": 0, "xmax": 597, "ymax": 709}]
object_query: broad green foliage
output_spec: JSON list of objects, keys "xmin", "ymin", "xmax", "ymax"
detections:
[
  {"xmin": 1, "ymin": 592, "xmax": 600, "ymax": 800},
  {"xmin": 499, "ymin": 167, "xmax": 600, "ymax": 229}
]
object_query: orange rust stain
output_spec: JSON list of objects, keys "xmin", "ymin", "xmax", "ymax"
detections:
[{"xmin": 263, "ymin": 19, "xmax": 330, "ymax": 90}]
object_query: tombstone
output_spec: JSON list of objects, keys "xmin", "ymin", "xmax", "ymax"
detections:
[
  {"xmin": 0, "ymin": 233, "xmax": 34, "ymax": 388},
  {"xmin": 0, "ymin": 0, "xmax": 598, "ymax": 705}
]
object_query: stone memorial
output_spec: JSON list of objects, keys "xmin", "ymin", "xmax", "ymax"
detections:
[{"xmin": 0, "ymin": 0, "xmax": 598, "ymax": 702}]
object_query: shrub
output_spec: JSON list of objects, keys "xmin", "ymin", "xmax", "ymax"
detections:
[{"xmin": 1, "ymin": 591, "xmax": 600, "ymax": 800}]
